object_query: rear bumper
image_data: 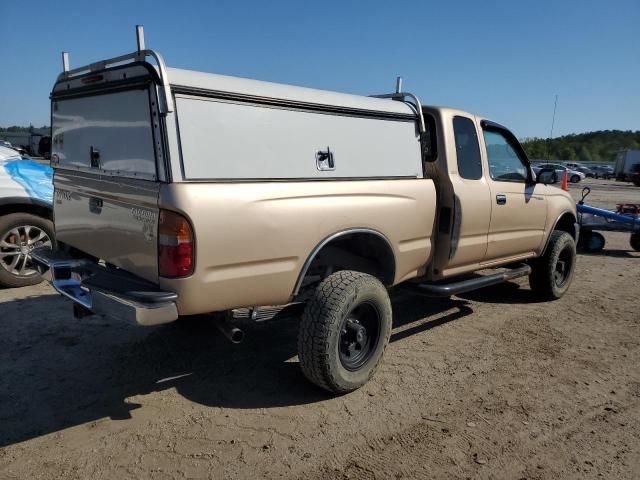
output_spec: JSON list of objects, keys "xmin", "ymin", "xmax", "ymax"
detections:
[{"xmin": 32, "ymin": 248, "xmax": 178, "ymax": 326}]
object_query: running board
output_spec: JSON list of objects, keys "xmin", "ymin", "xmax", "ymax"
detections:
[{"xmin": 405, "ymin": 264, "xmax": 532, "ymax": 298}]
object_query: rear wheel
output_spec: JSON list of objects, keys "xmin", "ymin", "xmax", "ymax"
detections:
[
  {"xmin": 570, "ymin": 174, "xmax": 581, "ymax": 183},
  {"xmin": 630, "ymin": 233, "xmax": 640, "ymax": 252},
  {"xmin": 529, "ymin": 231, "xmax": 576, "ymax": 299},
  {"xmin": 298, "ymin": 271, "xmax": 392, "ymax": 393},
  {"xmin": 0, "ymin": 213, "xmax": 54, "ymax": 288}
]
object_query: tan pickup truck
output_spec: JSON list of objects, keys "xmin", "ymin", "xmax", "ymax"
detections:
[{"xmin": 34, "ymin": 28, "xmax": 578, "ymax": 393}]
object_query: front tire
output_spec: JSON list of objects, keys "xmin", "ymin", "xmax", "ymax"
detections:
[
  {"xmin": 570, "ymin": 174, "xmax": 581, "ymax": 183},
  {"xmin": 630, "ymin": 233, "xmax": 640, "ymax": 252},
  {"xmin": 0, "ymin": 213, "xmax": 54, "ymax": 288},
  {"xmin": 529, "ymin": 231, "xmax": 576, "ymax": 300},
  {"xmin": 298, "ymin": 271, "xmax": 392, "ymax": 394}
]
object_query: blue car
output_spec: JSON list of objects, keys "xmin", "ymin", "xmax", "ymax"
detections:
[{"xmin": 0, "ymin": 153, "xmax": 54, "ymax": 287}]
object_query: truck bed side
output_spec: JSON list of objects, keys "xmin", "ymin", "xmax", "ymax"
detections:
[{"xmin": 158, "ymin": 179, "xmax": 436, "ymax": 314}]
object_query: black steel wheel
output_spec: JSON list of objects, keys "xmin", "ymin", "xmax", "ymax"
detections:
[
  {"xmin": 529, "ymin": 231, "xmax": 576, "ymax": 299},
  {"xmin": 298, "ymin": 270, "xmax": 392, "ymax": 393},
  {"xmin": 338, "ymin": 302, "xmax": 381, "ymax": 371}
]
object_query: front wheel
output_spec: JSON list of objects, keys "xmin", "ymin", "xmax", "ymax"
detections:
[
  {"xmin": 570, "ymin": 175, "xmax": 581, "ymax": 183},
  {"xmin": 529, "ymin": 231, "xmax": 577, "ymax": 300},
  {"xmin": 298, "ymin": 271, "xmax": 392, "ymax": 393},
  {"xmin": 630, "ymin": 233, "xmax": 640, "ymax": 252}
]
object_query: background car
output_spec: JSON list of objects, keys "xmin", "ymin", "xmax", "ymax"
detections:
[
  {"xmin": 590, "ymin": 165, "xmax": 614, "ymax": 179},
  {"xmin": 0, "ymin": 158, "xmax": 54, "ymax": 287},
  {"xmin": 534, "ymin": 163, "xmax": 586, "ymax": 183},
  {"xmin": 574, "ymin": 166, "xmax": 595, "ymax": 178}
]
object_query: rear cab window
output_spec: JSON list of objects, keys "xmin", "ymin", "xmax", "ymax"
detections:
[{"xmin": 453, "ymin": 116, "xmax": 482, "ymax": 180}]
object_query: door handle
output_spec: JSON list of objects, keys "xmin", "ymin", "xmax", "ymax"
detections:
[{"xmin": 496, "ymin": 194, "xmax": 507, "ymax": 205}]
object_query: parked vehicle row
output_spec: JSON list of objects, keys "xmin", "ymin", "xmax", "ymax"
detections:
[
  {"xmin": 532, "ymin": 162, "xmax": 585, "ymax": 183},
  {"xmin": 531, "ymin": 161, "xmax": 615, "ymax": 182}
]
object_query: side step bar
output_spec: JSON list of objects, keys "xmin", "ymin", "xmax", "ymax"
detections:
[{"xmin": 405, "ymin": 264, "xmax": 532, "ymax": 298}]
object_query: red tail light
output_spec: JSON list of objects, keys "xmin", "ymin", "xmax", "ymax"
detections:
[{"xmin": 158, "ymin": 209, "xmax": 194, "ymax": 278}]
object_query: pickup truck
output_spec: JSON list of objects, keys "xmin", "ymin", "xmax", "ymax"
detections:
[{"xmin": 34, "ymin": 28, "xmax": 578, "ymax": 393}]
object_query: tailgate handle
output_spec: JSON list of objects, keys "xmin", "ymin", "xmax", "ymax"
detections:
[{"xmin": 90, "ymin": 146, "xmax": 101, "ymax": 168}]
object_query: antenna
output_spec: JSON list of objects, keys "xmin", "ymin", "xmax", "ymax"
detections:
[
  {"xmin": 549, "ymin": 94, "xmax": 558, "ymax": 139},
  {"xmin": 546, "ymin": 94, "xmax": 558, "ymax": 160},
  {"xmin": 396, "ymin": 76, "xmax": 403, "ymax": 94}
]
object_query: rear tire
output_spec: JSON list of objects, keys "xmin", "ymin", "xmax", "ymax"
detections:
[
  {"xmin": 298, "ymin": 271, "xmax": 392, "ymax": 394},
  {"xmin": 570, "ymin": 174, "xmax": 581, "ymax": 183},
  {"xmin": 630, "ymin": 233, "xmax": 640, "ymax": 252},
  {"xmin": 0, "ymin": 213, "xmax": 54, "ymax": 288},
  {"xmin": 529, "ymin": 231, "xmax": 576, "ymax": 300}
]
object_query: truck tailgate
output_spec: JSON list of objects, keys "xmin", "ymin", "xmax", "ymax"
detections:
[
  {"xmin": 54, "ymin": 171, "xmax": 160, "ymax": 283},
  {"xmin": 51, "ymin": 81, "xmax": 162, "ymax": 283}
]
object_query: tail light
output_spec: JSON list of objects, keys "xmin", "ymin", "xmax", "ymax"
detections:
[{"xmin": 158, "ymin": 209, "xmax": 194, "ymax": 278}]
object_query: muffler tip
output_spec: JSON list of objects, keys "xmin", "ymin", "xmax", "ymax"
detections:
[
  {"xmin": 215, "ymin": 316, "xmax": 244, "ymax": 344},
  {"xmin": 230, "ymin": 328, "xmax": 244, "ymax": 344}
]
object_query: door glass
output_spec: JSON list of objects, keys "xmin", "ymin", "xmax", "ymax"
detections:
[
  {"xmin": 453, "ymin": 116, "xmax": 482, "ymax": 180},
  {"xmin": 483, "ymin": 130, "xmax": 527, "ymax": 182}
]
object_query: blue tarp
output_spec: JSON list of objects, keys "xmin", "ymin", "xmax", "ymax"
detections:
[{"xmin": 3, "ymin": 160, "xmax": 53, "ymax": 204}]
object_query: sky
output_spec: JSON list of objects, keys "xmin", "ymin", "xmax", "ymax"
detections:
[{"xmin": 0, "ymin": 0, "xmax": 638, "ymax": 139}]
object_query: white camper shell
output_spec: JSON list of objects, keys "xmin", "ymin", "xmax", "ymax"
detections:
[{"xmin": 51, "ymin": 46, "xmax": 425, "ymax": 184}]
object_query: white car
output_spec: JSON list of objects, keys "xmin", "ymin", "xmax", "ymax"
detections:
[
  {"xmin": 0, "ymin": 158, "xmax": 54, "ymax": 287},
  {"xmin": 0, "ymin": 145, "xmax": 22, "ymax": 161}
]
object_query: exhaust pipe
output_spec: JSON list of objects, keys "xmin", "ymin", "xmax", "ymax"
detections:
[{"xmin": 215, "ymin": 317, "xmax": 244, "ymax": 344}]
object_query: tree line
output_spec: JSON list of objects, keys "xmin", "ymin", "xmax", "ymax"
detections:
[{"xmin": 521, "ymin": 130, "xmax": 640, "ymax": 162}]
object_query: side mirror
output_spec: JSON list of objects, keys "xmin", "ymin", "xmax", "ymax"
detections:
[{"xmin": 537, "ymin": 167, "xmax": 558, "ymax": 185}]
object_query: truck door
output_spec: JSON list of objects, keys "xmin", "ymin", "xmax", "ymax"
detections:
[
  {"xmin": 444, "ymin": 115, "xmax": 492, "ymax": 269},
  {"xmin": 480, "ymin": 124, "xmax": 547, "ymax": 261}
]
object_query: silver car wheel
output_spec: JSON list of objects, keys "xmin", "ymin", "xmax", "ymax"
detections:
[{"xmin": 0, "ymin": 225, "xmax": 52, "ymax": 277}]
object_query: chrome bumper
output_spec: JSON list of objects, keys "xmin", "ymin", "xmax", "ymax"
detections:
[{"xmin": 32, "ymin": 248, "xmax": 178, "ymax": 326}]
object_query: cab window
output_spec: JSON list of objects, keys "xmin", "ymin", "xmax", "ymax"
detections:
[
  {"xmin": 483, "ymin": 130, "xmax": 528, "ymax": 182},
  {"xmin": 453, "ymin": 116, "xmax": 482, "ymax": 180}
]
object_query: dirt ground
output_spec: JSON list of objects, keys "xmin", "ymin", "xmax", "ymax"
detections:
[{"xmin": 1, "ymin": 178, "xmax": 639, "ymax": 480}]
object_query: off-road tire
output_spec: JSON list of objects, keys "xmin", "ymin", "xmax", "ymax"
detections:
[
  {"xmin": 630, "ymin": 233, "xmax": 640, "ymax": 252},
  {"xmin": 529, "ymin": 231, "xmax": 576, "ymax": 300},
  {"xmin": 0, "ymin": 213, "xmax": 54, "ymax": 288},
  {"xmin": 298, "ymin": 270, "xmax": 392, "ymax": 394}
]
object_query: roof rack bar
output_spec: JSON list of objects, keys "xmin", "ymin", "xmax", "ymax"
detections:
[
  {"xmin": 371, "ymin": 77, "xmax": 426, "ymax": 134},
  {"xmin": 395, "ymin": 76, "xmax": 402, "ymax": 94},
  {"xmin": 56, "ymin": 26, "xmax": 174, "ymax": 114},
  {"xmin": 136, "ymin": 25, "xmax": 145, "ymax": 56},
  {"xmin": 61, "ymin": 52, "xmax": 69, "ymax": 73}
]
